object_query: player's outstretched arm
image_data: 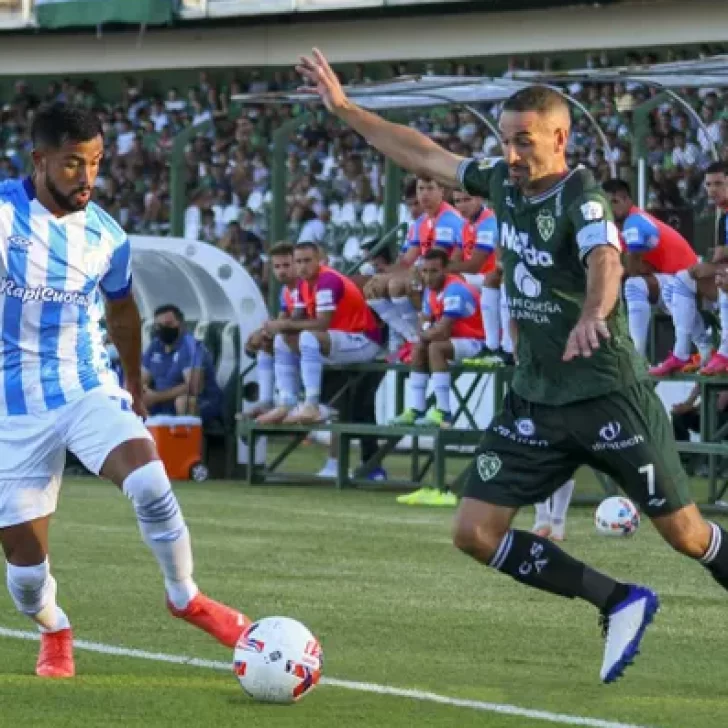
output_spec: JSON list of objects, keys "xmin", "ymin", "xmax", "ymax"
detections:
[
  {"xmin": 563, "ymin": 246, "xmax": 622, "ymax": 361},
  {"xmin": 297, "ymin": 48, "xmax": 464, "ymax": 187},
  {"xmin": 105, "ymin": 294, "xmax": 148, "ymax": 418}
]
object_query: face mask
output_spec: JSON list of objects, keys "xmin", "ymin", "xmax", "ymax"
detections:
[{"xmin": 157, "ymin": 325, "xmax": 180, "ymax": 345}]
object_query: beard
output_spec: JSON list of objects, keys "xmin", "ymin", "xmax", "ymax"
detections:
[{"xmin": 46, "ymin": 175, "xmax": 91, "ymax": 214}]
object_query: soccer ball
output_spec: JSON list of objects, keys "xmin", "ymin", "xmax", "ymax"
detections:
[
  {"xmin": 594, "ymin": 496, "xmax": 640, "ymax": 537},
  {"xmin": 233, "ymin": 616, "xmax": 323, "ymax": 704}
]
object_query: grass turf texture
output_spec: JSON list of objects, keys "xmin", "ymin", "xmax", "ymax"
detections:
[{"xmin": 0, "ymin": 455, "xmax": 725, "ymax": 728}]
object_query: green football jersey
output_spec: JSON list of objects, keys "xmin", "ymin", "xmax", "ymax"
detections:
[{"xmin": 460, "ymin": 159, "xmax": 646, "ymax": 405}]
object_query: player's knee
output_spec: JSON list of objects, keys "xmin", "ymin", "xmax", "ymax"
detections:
[
  {"xmin": 273, "ymin": 333, "xmax": 291, "ymax": 354},
  {"xmin": 623, "ymin": 276, "xmax": 649, "ymax": 306},
  {"xmin": 411, "ymin": 342, "xmax": 429, "ymax": 367},
  {"xmin": 6, "ymin": 560, "xmax": 51, "ymax": 616},
  {"xmin": 121, "ymin": 459, "xmax": 173, "ymax": 508},
  {"xmin": 674, "ymin": 268, "xmax": 697, "ymax": 295},
  {"xmin": 299, "ymin": 330, "xmax": 322, "ymax": 358}
]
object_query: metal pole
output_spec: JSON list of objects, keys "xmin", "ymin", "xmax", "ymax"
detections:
[
  {"xmin": 637, "ymin": 158, "xmax": 647, "ymax": 209},
  {"xmin": 269, "ymin": 114, "xmax": 313, "ymax": 313},
  {"xmin": 170, "ymin": 118, "xmax": 212, "ymax": 238},
  {"xmin": 382, "ymin": 157, "xmax": 402, "ymax": 256}
]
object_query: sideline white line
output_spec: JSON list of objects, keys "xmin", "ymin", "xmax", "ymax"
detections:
[{"xmin": 0, "ymin": 626, "xmax": 655, "ymax": 728}]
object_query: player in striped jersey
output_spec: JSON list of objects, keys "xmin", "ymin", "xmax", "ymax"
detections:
[
  {"xmin": 243, "ymin": 242, "xmax": 297, "ymax": 418},
  {"xmin": 0, "ymin": 104, "xmax": 250, "ymax": 679}
]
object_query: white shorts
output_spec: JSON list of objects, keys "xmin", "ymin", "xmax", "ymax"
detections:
[
  {"xmin": 0, "ymin": 388, "xmax": 152, "ymax": 528},
  {"xmin": 450, "ymin": 338, "xmax": 485, "ymax": 362},
  {"xmin": 325, "ymin": 330, "xmax": 382, "ymax": 364},
  {"xmin": 654, "ymin": 272, "xmax": 675, "ymax": 313},
  {"xmin": 462, "ymin": 273, "xmax": 485, "ymax": 288}
]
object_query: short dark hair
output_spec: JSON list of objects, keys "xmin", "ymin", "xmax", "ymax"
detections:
[
  {"xmin": 416, "ymin": 175, "xmax": 440, "ymax": 186},
  {"xmin": 31, "ymin": 103, "xmax": 103, "ymax": 148},
  {"xmin": 502, "ymin": 85, "xmax": 570, "ymax": 116},
  {"xmin": 705, "ymin": 162, "xmax": 727, "ymax": 176},
  {"xmin": 362, "ymin": 239, "xmax": 393, "ymax": 265},
  {"xmin": 423, "ymin": 247, "xmax": 449, "ymax": 266},
  {"xmin": 154, "ymin": 304, "xmax": 184, "ymax": 322},
  {"xmin": 602, "ymin": 179, "xmax": 632, "ymax": 197},
  {"xmin": 269, "ymin": 241, "xmax": 295, "ymax": 257},
  {"xmin": 294, "ymin": 241, "xmax": 320, "ymax": 255}
]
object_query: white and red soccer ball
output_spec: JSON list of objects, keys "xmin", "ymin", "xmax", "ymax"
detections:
[
  {"xmin": 233, "ymin": 616, "xmax": 323, "ymax": 704},
  {"xmin": 594, "ymin": 496, "xmax": 640, "ymax": 537}
]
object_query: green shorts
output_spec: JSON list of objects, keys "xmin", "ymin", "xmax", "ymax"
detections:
[{"xmin": 463, "ymin": 381, "xmax": 692, "ymax": 518}]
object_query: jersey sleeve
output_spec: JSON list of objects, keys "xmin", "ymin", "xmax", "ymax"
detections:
[
  {"xmin": 567, "ymin": 193, "xmax": 621, "ymax": 263},
  {"xmin": 142, "ymin": 342, "xmax": 153, "ymax": 372},
  {"xmin": 178, "ymin": 335, "xmax": 201, "ymax": 373},
  {"xmin": 99, "ymin": 237, "xmax": 132, "ymax": 299},
  {"xmin": 457, "ymin": 158, "xmax": 504, "ymax": 199},
  {"xmin": 278, "ymin": 287, "xmax": 289, "ymax": 314},
  {"xmin": 314, "ymin": 272, "xmax": 344, "ymax": 314},
  {"xmin": 434, "ymin": 211, "xmax": 464, "ymax": 250},
  {"xmin": 475, "ymin": 215, "xmax": 498, "ymax": 252},
  {"xmin": 442, "ymin": 282, "xmax": 477, "ymax": 319},
  {"xmin": 621, "ymin": 213, "xmax": 659, "ymax": 253}
]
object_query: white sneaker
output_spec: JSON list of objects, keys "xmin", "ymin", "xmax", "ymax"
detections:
[
  {"xmin": 550, "ymin": 521, "xmax": 566, "ymax": 541},
  {"xmin": 600, "ymin": 585, "xmax": 659, "ymax": 684},
  {"xmin": 316, "ymin": 460, "xmax": 338, "ymax": 479}
]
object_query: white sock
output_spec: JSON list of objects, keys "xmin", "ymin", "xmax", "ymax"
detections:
[
  {"xmin": 671, "ymin": 270, "xmax": 698, "ymax": 360},
  {"xmin": 273, "ymin": 334, "xmax": 300, "ymax": 407},
  {"xmin": 534, "ymin": 501, "xmax": 551, "ymax": 526},
  {"xmin": 299, "ymin": 331, "xmax": 323, "ymax": 405},
  {"xmin": 123, "ymin": 460, "xmax": 198, "ymax": 610},
  {"xmin": 624, "ymin": 276, "xmax": 651, "ymax": 356},
  {"xmin": 256, "ymin": 350, "xmax": 274, "ymax": 406},
  {"xmin": 550, "ymin": 479, "xmax": 575, "ymax": 525},
  {"xmin": 719, "ymin": 290, "xmax": 728, "ymax": 358},
  {"xmin": 432, "ymin": 371, "xmax": 451, "ymax": 413},
  {"xmin": 6, "ymin": 560, "xmax": 71, "ymax": 633},
  {"xmin": 499, "ymin": 284, "xmax": 513, "ymax": 353},
  {"xmin": 481, "ymin": 286, "xmax": 501, "ymax": 351},
  {"xmin": 409, "ymin": 371, "xmax": 428, "ymax": 413},
  {"xmin": 391, "ymin": 296, "xmax": 420, "ymax": 343}
]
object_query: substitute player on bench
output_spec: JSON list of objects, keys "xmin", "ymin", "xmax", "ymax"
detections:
[{"xmin": 260, "ymin": 242, "xmax": 383, "ymax": 425}]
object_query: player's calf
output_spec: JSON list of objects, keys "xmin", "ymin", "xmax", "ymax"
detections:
[
  {"xmin": 6, "ymin": 558, "xmax": 74, "ymax": 678},
  {"xmin": 122, "ymin": 459, "xmax": 251, "ymax": 646}
]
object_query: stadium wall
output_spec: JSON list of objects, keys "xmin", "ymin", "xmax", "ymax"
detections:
[{"xmin": 2, "ymin": 0, "xmax": 727, "ymax": 74}]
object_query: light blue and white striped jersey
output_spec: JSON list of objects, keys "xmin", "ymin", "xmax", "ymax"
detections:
[{"xmin": 0, "ymin": 178, "xmax": 132, "ymax": 416}]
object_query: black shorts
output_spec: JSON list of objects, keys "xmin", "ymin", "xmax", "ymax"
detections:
[{"xmin": 463, "ymin": 381, "xmax": 692, "ymax": 518}]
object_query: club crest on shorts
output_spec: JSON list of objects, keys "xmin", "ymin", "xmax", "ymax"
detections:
[
  {"xmin": 477, "ymin": 451, "xmax": 502, "ymax": 482},
  {"xmin": 515, "ymin": 418, "xmax": 535, "ymax": 437},
  {"xmin": 536, "ymin": 208, "xmax": 555, "ymax": 241}
]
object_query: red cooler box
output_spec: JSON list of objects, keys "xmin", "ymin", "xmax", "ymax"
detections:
[{"xmin": 145, "ymin": 415, "xmax": 208, "ymax": 481}]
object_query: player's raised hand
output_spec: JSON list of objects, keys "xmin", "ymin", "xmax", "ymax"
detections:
[
  {"xmin": 562, "ymin": 315, "xmax": 610, "ymax": 361},
  {"xmin": 296, "ymin": 48, "xmax": 349, "ymax": 113}
]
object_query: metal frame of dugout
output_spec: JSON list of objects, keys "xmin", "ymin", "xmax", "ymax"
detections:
[{"xmin": 237, "ymin": 368, "xmax": 728, "ymax": 513}]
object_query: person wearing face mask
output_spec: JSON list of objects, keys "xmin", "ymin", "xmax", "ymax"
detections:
[{"xmin": 142, "ymin": 304, "xmax": 223, "ymax": 424}]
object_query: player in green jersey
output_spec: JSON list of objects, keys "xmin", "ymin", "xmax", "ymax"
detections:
[{"xmin": 297, "ymin": 48, "xmax": 728, "ymax": 684}]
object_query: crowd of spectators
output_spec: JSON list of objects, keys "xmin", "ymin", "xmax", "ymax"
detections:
[{"xmin": 1, "ymin": 44, "xmax": 728, "ymax": 287}]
